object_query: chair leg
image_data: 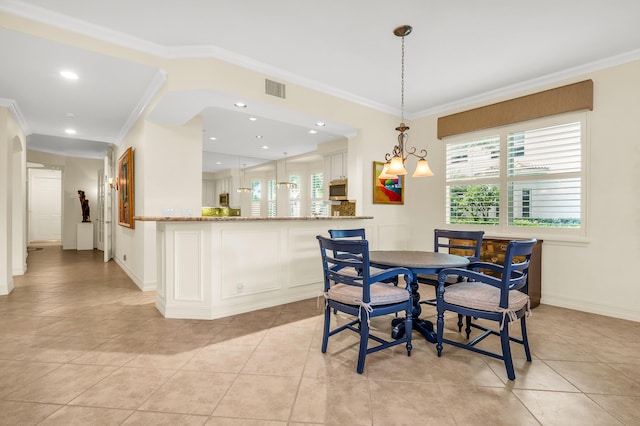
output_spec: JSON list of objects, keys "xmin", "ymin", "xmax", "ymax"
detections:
[
  {"xmin": 521, "ymin": 315, "xmax": 532, "ymax": 362},
  {"xmin": 321, "ymin": 305, "xmax": 331, "ymax": 353},
  {"xmin": 436, "ymin": 309, "xmax": 445, "ymax": 357},
  {"xmin": 500, "ymin": 326, "xmax": 516, "ymax": 380},
  {"xmin": 465, "ymin": 315, "xmax": 472, "ymax": 339},
  {"xmin": 405, "ymin": 306, "xmax": 412, "ymax": 356},
  {"xmin": 457, "ymin": 313, "xmax": 463, "ymax": 332},
  {"xmin": 356, "ymin": 314, "xmax": 369, "ymax": 374}
]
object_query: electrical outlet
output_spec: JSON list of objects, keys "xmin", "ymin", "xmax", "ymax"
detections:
[{"xmin": 236, "ymin": 282, "xmax": 244, "ymax": 293}]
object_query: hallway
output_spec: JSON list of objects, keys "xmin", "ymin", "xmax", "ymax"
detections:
[{"xmin": 0, "ymin": 244, "xmax": 639, "ymax": 425}]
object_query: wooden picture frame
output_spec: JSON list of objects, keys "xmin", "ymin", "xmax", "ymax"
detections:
[
  {"xmin": 219, "ymin": 193, "xmax": 229, "ymax": 206},
  {"xmin": 118, "ymin": 147, "xmax": 135, "ymax": 228},
  {"xmin": 373, "ymin": 161, "xmax": 404, "ymax": 204}
]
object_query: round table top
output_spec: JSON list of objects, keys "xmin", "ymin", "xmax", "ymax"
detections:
[{"xmin": 369, "ymin": 250, "xmax": 469, "ymax": 271}]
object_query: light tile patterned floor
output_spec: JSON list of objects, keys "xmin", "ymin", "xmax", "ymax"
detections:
[{"xmin": 1, "ymin": 244, "xmax": 639, "ymax": 425}]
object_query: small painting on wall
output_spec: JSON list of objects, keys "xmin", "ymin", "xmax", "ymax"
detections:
[{"xmin": 373, "ymin": 161, "xmax": 404, "ymax": 204}]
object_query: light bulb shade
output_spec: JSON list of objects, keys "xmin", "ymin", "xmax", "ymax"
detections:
[
  {"xmin": 412, "ymin": 158, "xmax": 434, "ymax": 177},
  {"xmin": 388, "ymin": 155, "xmax": 408, "ymax": 175},
  {"xmin": 378, "ymin": 161, "xmax": 397, "ymax": 179}
]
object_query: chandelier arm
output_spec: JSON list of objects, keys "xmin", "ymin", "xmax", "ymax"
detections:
[{"xmin": 405, "ymin": 148, "xmax": 428, "ymax": 160}]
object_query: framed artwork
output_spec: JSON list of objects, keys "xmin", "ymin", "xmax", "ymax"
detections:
[
  {"xmin": 118, "ymin": 147, "xmax": 135, "ymax": 228},
  {"xmin": 219, "ymin": 193, "xmax": 229, "ymax": 206},
  {"xmin": 373, "ymin": 161, "xmax": 404, "ymax": 204}
]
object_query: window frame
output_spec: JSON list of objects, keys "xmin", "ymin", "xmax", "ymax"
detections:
[{"xmin": 443, "ymin": 111, "xmax": 588, "ymax": 237}]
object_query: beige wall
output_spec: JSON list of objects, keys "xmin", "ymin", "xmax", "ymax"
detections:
[{"xmin": 408, "ymin": 59, "xmax": 640, "ymax": 321}]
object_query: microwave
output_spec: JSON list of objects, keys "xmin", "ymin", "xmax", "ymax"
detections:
[{"xmin": 329, "ymin": 179, "xmax": 348, "ymax": 200}]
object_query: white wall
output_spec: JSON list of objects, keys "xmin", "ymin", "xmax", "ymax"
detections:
[
  {"xmin": 0, "ymin": 107, "xmax": 27, "ymax": 294},
  {"xmin": 0, "ymin": 108, "xmax": 14, "ymax": 294},
  {"xmin": 407, "ymin": 59, "xmax": 640, "ymax": 322},
  {"xmin": 11, "ymin": 134, "xmax": 27, "ymax": 275},
  {"xmin": 113, "ymin": 110, "xmax": 203, "ymax": 291}
]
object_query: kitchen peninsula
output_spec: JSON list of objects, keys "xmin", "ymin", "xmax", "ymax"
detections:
[{"xmin": 135, "ymin": 215, "xmax": 373, "ymax": 320}]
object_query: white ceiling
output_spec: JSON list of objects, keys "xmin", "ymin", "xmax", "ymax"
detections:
[{"xmin": 2, "ymin": 0, "xmax": 640, "ymax": 172}]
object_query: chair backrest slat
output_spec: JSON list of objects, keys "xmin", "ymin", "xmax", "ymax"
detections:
[
  {"xmin": 328, "ymin": 228, "xmax": 366, "ymax": 240},
  {"xmin": 317, "ymin": 235, "xmax": 373, "ymax": 302},
  {"xmin": 434, "ymin": 229, "xmax": 485, "ymax": 261}
]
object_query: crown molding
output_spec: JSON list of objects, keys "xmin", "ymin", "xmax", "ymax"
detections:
[
  {"xmin": 4, "ymin": 1, "xmax": 640, "ymax": 124},
  {"xmin": 167, "ymin": 45, "xmax": 399, "ymax": 117},
  {"xmin": 409, "ymin": 48, "xmax": 640, "ymax": 120},
  {"xmin": 116, "ymin": 69, "xmax": 167, "ymax": 145},
  {"xmin": 0, "ymin": 0, "xmax": 168, "ymax": 57},
  {"xmin": 0, "ymin": 1, "xmax": 396, "ymax": 117},
  {"xmin": 0, "ymin": 97, "xmax": 31, "ymax": 135}
]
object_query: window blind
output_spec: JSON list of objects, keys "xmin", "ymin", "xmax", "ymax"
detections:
[
  {"xmin": 445, "ymin": 116, "xmax": 584, "ymax": 229},
  {"xmin": 251, "ymin": 180, "xmax": 261, "ymax": 217},
  {"xmin": 267, "ymin": 180, "xmax": 276, "ymax": 217},
  {"xmin": 310, "ymin": 172, "xmax": 328, "ymax": 216}
]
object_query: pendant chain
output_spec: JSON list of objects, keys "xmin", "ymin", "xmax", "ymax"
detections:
[{"xmin": 401, "ymin": 35, "xmax": 405, "ymax": 124}]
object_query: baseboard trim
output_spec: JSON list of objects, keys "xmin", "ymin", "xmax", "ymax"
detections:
[{"xmin": 542, "ymin": 295, "xmax": 640, "ymax": 322}]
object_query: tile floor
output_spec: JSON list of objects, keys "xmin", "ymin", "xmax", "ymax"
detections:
[{"xmin": 0, "ymin": 244, "xmax": 639, "ymax": 425}]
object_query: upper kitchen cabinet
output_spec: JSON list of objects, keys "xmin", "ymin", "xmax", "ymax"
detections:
[{"xmin": 326, "ymin": 152, "xmax": 347, "ymax": 181}]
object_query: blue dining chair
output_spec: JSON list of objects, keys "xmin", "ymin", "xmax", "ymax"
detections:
[
  {"xmin": 317, "ymin": 235, "xmax": 414, "ymax": 374},
  {"xmin": 328, "ymin": 228, "xmax": 396, "ymax": 285},
  {"xmin": 435, "ymin": 238, "xmax": 536, "ymax": 380},
  {"xmin": 417, "ymin": 229, "xmax": 484, "ymax": 331}
]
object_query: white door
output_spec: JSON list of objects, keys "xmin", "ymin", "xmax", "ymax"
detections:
[
  {"xmin": 28, "ymin": 169, "xmax": 62, "ymax": 242},
  {"xmin": 103, "ymin": 156, "xmax": 113, "ymax": 262},
  {"xmin": 97, "ymin": 169, "xmax": 105, "ymax": 251}
]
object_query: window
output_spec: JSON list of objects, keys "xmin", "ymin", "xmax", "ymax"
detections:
[
  {"xmin": 445, "ymin": 113, "xmax": 584, "ymax": 231},
  {"xmin": 267, "ymin": 179, "xmax": 276, "ymax": 217},
  {"xmin": 310, "ymin": 172, "xmax": 328, "ymax": 216},
  {"xmin": 251, "ymin": 180, "xmax": 261, "ymax": 217},
  {"xmin": 289, "ymin": 175, "xmax": 301, "ymax": 217}
]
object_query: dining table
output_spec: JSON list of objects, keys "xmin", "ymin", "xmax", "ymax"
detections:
[{"xmin": 369, "ymin": 250, "xmax": 470, "ymax": 343}]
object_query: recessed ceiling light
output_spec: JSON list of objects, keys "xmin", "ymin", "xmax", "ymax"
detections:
[
  {"xmin": 309, "ymin": 129, "xmax": 318, "ymax": 134},
  {"xmin": 249, "ymin": 117, "xmax": 257, "ymax": 121},
  {"xmin": 209, "ymin": 137, "xmax": 217, "ymax": 140},
  {"xmin": 261, "ymin": 145, "xmax": 269, "ymax": 149},
  {"xmin": 60, "ymin": 70, "xmax": 79, "ymax": 80},
  {"xmin": 315, "ymin": 122, "xmax": 326, "ymax": 127},
  {"xmin": 65, "ymin": 128, "xmax": 77, "ymax": 135},
  {"xmin": 216, "ymin": 161, "xmax": 222, "ymax": 165},
  {"xmin": 256, "ymin": 135, "xmax": 263, "ymax": 138},
  {"xmin": 234, "ymin": 102, "xmax": 247, "ymax": 108}
]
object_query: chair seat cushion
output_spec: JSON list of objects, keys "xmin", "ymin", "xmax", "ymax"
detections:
[
  {"xmin": 338, "ymin": 266, "xmax": 389, "ymax": 278},
  {"xmin": 328, "ymin": 283, "xmax": 409, "ymax": 306},
  {"xmin": 443, "ymin": 281, "xmax": 529, "ymax": 313}
]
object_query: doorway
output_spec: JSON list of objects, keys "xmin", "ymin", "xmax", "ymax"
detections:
[{"xmin": 28, "ymin": 168, "xmax": 62, "ymax": 242}]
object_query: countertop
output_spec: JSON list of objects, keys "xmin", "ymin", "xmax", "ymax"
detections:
[{"xmin": 134, "ymin": 216, "xmax": 373, "ymax": 222}]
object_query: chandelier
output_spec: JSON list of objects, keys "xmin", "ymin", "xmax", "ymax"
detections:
[
  {"xmin": 237, "ymin": 162, "xmax": 251, "ymax": 193},
  {"xmin": 276, "ymin": 152, "xmax": 297, "ymax": 189},
  {"xmin": 379, "ymin": 25, "xmax": 434, "ymax": 179}
]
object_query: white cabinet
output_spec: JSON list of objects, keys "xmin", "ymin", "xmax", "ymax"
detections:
[{"xmin": 328, "ymin": 152, "xmax": 347, "ymax": 181}]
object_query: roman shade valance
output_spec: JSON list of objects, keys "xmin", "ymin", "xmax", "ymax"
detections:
[{"xmin": 437, "ymin": 79, "xmax": 593, "ymax": 139}]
